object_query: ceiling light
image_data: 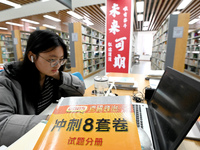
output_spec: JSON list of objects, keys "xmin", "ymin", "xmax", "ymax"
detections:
[
  {"xmin": 43, "ymin": 24, "xmax": 56, "ymax": 29},
  {"xmin": 67, "ymin": 11, "xmax": 83, "ymax": 19},
  {"xmin": 143, "ymin": 27, "xmax": 148, "ymax": 31},
  {"xmin": 83, "ymin": 19, "xmax": 94, "ymax": 26},
  {"xmin": 143, "ymin": 21, "xmax": 149, "ymax": 26},
  {"xmin": 189, "ymin": 19, "xmax": 200, "ymax": 25},
  {"xmin": 0, "ymin": 0, "xmax": 21, "ymax": 8},
  {"xmin": 100, "ymin": 6, "xmax": 106, "ymax": 14},
  {"xmin": 43, "ymin": 15, "xmax": 61, "ymax": 22},
  {"xmin": 41, "ymin": 0, "xmax": 49, "ymax": 2},
  {"xmin": 136, "ymin": 1, "xmax": 144, "ymax": 13},
  {"xmin": 172, "ymin": 11, "xmax": 180, "ymax": 14},
  {"xmin": 21, "ymin": 19, "xmax": 40, "ymax": 24},
  {"xmin": 0, "ymin": 27, "xmax": 8, "ymax": 30},
  {"xmin": 177, "ymin": 0, "xmax": 192, "ymax": 10},
  {"xmin": 137, "ymin": 14, "xmax": 143, "ymax": 21},
  {"xmin": 6, "ymin": 22, "xmax": 23, "ymax": 27},
  {"xmin": 28, "ymin": 26, "xmax": 36, "ymax": 30}
]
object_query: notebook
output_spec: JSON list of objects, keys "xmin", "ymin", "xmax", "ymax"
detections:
[{"xmin": 133, "ymin": 67, "xmax": 200, "ymax": 150}]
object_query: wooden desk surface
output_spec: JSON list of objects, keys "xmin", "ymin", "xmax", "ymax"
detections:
[
  {"xmin": 84, "ymin": 73, "xmax": 200, "ymax": 150},
  {"xmin": 84, "ymin": 73, "xmax": 149, "ymax": 97}
]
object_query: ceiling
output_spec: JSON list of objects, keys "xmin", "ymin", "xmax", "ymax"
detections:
[{"xmin": 0, "ymin": 0, "xmax": 200, "ymax": 34}]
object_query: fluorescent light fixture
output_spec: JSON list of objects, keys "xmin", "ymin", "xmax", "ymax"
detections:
[
  {"xmin": 100, "ymin": 6, "xmax": 106, "ymax": 14},
  {"xmin": 0, "ymin": 0, "xmax": 21, "ymax": 8},
  {"xmin": 6, "ymin": 22, "xmax": 23, "ymax": 27},
  {"xmin": 0, "ymin": 27, "xmax": 8, "ymax": 30},
  {"xmin": 177, "ymin": 0, "xmax": 192, "ymax": 10},
  {"xmin": 172, "ymin": 11, "xmax": 180, "ymax": 14},
  {"xmin": 143, "ymin": 27, "xmax": 148, "ymax": 31},
  {"xmin": 43, "ymin": 15, "xmax": 61, "ymax": 22},
  {"xmin": 83, "ymin": 19, "xmax": 94, "ymax": 26},
  {"xmin": 43, "ymin": 24, "xmax": 56, "ymax": 29},
  {"xmin": 189, "ymin": 19, "xmax": 200, "ymax": 25},
  {"xmin": 67, "ymin": 11, "xmax": 83, "ymax": 19},
  {"xmin": 136, "ymin": 1, "xmax": 144, "ymax": 13},
  {"xmin": 143, "ymin": 21, "xmax": 149, "ymax": 26},
  {"xmin": 41, "ymin": 0, "xmax": 49, "ymax": 2},
  {"xmin": 28, "ymin": 26, "xmax": 36, "ymax": 30},
  {"xmin": 137, "ymin": 14, "xmax": 143, "ymax": 21},
  {"xmin": 21, "ymin": 19, "xmax": 40, "ymax": 24}
]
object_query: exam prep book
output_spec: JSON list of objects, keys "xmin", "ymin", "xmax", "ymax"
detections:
[{"xmin": 33, "ymin": 96, "xmax": 141, "ymax": 150}]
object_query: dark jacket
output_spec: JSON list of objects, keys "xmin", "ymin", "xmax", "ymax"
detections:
[{"xmin": 0, "ymin": 62, "xmax": 85, "ymax": 146}]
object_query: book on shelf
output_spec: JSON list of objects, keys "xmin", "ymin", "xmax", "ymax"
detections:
[{"xmin": 33, "ymin": 96, "xmax": 141, "ymax": 150}]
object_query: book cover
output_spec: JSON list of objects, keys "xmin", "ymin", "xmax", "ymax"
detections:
[{"xmin": 33, "ymin": 96, "xmax": 141, "ymax": 150}]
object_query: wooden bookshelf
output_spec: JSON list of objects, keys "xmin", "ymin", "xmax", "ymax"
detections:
[
  {"xmin": 185, "ymin": 28, "xmax": 200, "ymax": 77},
  {"xmin": 11, "ymin": 30, "xmax": 31, "ymax": 61},
  {"xmin": 0, "ymin": 33, "xmax": 15, "ymax": 63},
  {"xmin": 151, "ymin": 13, "xmax": 190, "ymax": 72},
  {"xmin": 20, "ymin": 31, "xmax": 31, "ymax": 57},
  {"xmin": 68, "ymin": 22, "xmax": 105, "ymax": 79}
]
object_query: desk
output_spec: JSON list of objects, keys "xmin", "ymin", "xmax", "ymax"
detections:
[
  {"xmin": 85, "ymin": 73, "xmax": 149, "ymax": 97},
  {"xmin": 7, "ymin": 73, "xmax": 200, "ymax": 150},
  {"xmin": 85, "ymin": 73, "xmax": 200, "ymax": 150}
]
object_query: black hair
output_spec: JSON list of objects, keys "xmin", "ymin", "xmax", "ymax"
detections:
[{"xmin": 18, "ymin": 30, "xmax": 68, "ymax": 108}]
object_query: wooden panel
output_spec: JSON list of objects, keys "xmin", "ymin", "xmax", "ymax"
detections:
[
  {"xmin": 173, "ymin": 13, "xmax": 190, "ymax": 72},
  {"xmin": 0, "ymin": 46, "xmax": 2, "ymax": 63},
  {"xmin": 72, "ymin": 22, "xmax": 83, "ymax": 76},
  {"xmin": 13, "ymin": 30, "xmax": 23, "ymax": 60}
]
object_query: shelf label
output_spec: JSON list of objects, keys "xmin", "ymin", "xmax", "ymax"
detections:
[
  {"xmin": 106, "ymin": 0, "xmax": 133, "ymax": 73},
  {"xmin": 13, "ymin": 38, "xmax": 18, "ymax": 45},
  {"xmin": 72, "ymin": 33, "xmax": 78, "ymax": 41},
  {"xmin": 173, "ymin": 27, "xmax": 184, "ymax": 38}
]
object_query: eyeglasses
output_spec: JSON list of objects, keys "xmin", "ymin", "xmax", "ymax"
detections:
[{"xmin": 38, "ymin": 55, "xmax": 67, "ymax": 67}]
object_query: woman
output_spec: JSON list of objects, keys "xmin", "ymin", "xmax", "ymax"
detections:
[{"xmin": 0, "ymin": 30, "xmax": 85, "ymax": 146}]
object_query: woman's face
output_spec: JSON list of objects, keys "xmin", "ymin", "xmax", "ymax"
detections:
[{"xmin": 34, "ymin": 46, "xmax": 64, "ymax": 77}]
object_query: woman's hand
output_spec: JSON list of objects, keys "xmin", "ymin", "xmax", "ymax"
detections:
[{"xmin": 46, "ymin": 115, "xmax": 51, "ymax": 121}]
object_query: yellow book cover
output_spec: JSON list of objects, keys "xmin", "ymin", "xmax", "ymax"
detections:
[{"xmin": 33, "ymin": 96, "xmax": 141, "ymax": 150}]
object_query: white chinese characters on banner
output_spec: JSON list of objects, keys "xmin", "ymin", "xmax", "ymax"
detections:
[
  {"xmin": 108, "ymin": 42, "xmax": 112, "ymax": 62},
  {"xmin": 115, "ymin": 37, "xmax": 127, "ymax": 51},
  {"xmin": 123, "ymin": 6, "xmax": 128, "ymax": 29},
  {"xmin": 113, "ymin": 54, "xmax": 126, "ymax": 69},
  {"xmin": 109, "ymin": 20, "xmax": 120, "ymax": 35},
  {"xmin": 108, "ymin": 3, "xmax": 129, "ymax": 70},
  {"xmin": 109, "ymin": 3, "xmax": 120, "ymax": 18}
]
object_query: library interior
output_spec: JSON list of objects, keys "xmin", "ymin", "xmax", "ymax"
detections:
[{"xmin": 0, "ymin": 0, "xmax": 200, "ymax": 150}]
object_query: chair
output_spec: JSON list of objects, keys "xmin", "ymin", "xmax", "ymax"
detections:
[{"xmin": 71, "ymin": 72, "xmax": 86, "ymax": 88}]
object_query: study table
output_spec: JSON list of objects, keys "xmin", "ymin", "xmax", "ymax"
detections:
[{"xmin": 7, "ymin": 73, "xmax": 200, "ymax": 150}]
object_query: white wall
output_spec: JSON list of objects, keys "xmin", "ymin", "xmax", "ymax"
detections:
[{"xmin": 134, "ymin": 31, "xmax": 156, "ymax": 61}]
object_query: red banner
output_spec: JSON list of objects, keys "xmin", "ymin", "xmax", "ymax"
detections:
[{"xmin": 106, "ymin": 0, "xmax": 133, "ymax": 73}]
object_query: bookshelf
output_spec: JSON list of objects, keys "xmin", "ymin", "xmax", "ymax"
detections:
[
  {"xmin": 68, "ymin": 22, "xmax": 105, "ymax": 79},
  {"xmin": 131, "ymin": 34, "xmax": 138, "ymax": 65},
  {"xmin": 185, "ymin": 28, "xmax": 200, "ymax": 78},
  {"xmin": 0, "ymin": 34, "xmax": 15, "ymax": 63},
  {"xmin": 12, "ymin": 30, "xmax": 31, "ymax": 60},
  {"xmin": 38, "ymin": 27, "xmax": 71, "ymax": 72},
  {"xmin": 151, "ymin": 13, "xmax": 190, "ymax": 72},
  {"xmin": 20, "ymin": 31, "xmax": 31, "ymax": 57}
]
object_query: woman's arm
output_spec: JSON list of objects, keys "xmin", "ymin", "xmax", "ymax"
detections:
[
  {"xmin": 0, "ymin": 76, "xmax": 48, "ymax": 146},
  {"xmin": 58, "ymin": 72, "xmax": 85, "ymax": 96}
]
